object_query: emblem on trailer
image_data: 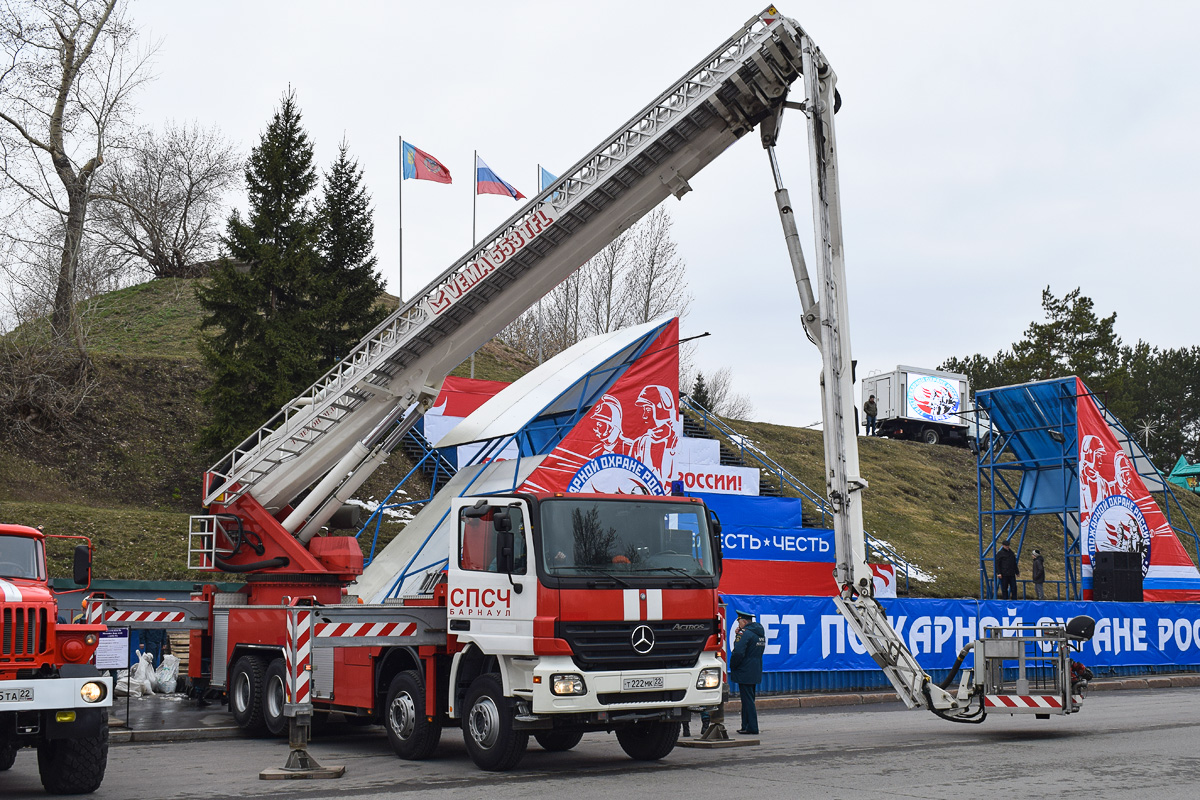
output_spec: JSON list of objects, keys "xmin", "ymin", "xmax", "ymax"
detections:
[{"xmin": 631, "ymin": 624, "xmax": 656, "ymax": 654}]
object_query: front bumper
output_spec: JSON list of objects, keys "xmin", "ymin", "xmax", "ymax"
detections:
[
  {"xmin": 0, "ymin": 676, "xmax": 113, "ymax": 712},
  {"xmin": 526, "ymin": 653, "xmax": 723, "ymax": 715}
]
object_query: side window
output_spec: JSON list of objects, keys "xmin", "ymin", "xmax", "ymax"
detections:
[{"xmin": 457, "ymin": 507, "xmax": 527, "ymax": 574}]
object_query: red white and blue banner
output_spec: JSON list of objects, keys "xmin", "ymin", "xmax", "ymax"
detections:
[
  {"xmin": 722, "ymin": 595, "xmax": 1200, "ymax": 673},
  {"xmin": 520, "ymin": 320, "xmax": 681, "ymax": 495},
  {"xmin": 422, "ymin": 377, "xmax": 517, "ymax": 466},
  {"xmin": 1076, "ymin": 377, "xmax": 1200, "ymax": 601},
  {"xmin": 476, "ymin": 155, "xmax": 525, "ymax": 200}
]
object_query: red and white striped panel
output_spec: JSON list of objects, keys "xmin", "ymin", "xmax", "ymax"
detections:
[
  {"xmin": 102, "ymin": 610, "xmax": 187, "ymax": 624},
  {"xmin": 314, "ymin": 622, "xmax": 417, "ymax": 639},
  {"xmin": 985, "ymin": 694, "xmax": 1070, "ymax": 709},
  {"xmin": 287, "ymin": 609, "xmax": 312, "ymax": 705}
]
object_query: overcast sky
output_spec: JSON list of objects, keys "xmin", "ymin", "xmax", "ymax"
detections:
[{"xmin": 131, "ymin": 1, "xmax": 1200, "ymax": 428}]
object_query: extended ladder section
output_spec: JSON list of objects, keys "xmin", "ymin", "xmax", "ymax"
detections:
[{"xmin": 203, "ymin": 7, "xmax": 812, "ymax": 543}]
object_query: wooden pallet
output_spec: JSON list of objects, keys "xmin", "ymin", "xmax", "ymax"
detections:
[{"xmin": 167, "ymin": 631, "xmax": 190, "ymax": 673}]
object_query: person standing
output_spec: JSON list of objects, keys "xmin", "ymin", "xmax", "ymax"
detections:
[
  {"xmin": 1032, "ymin": 548, "xmax": 1046, "ymax": 600},
  {"xmin": 729, "ymin": 609, "xmax": 765, "ymax": 735},
  {"xmin": 996, "ymin": 540, "xmax": 1019, "ymax": 600},
  {"xmin": 863, "ymin": 395, "xmax": 878, "ymax": 437}
]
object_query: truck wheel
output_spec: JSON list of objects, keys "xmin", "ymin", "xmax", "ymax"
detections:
[
  {"xmin": 534, "ymin": 730, "xmax": 583, "ymax": 752},
  {"xmin": 385, "ymin": 670, "xmax": 441, "ymax": 760},
  {"xmin": 37, "ymin": 718, "xmax": 108, "ymax": 794},
  {"xmin": 921, "ymin": 427, "xmax": 941, "ymax": 445},
  {"xmin": 616, "ymin": 720, "xmax": 679, "ymax": 761},
  {"xmin": 0, "ymin": 742, "xmax": 16, "ymax": 771},
  {"xmin": 462, "ymin": 673, "xmax": 527, "ymax": 771},
  {"xmin": 229, "ymin": 654, "xmax": 268, "ymax": 735},
  {"xmin": 263, "ymin": 658, "xmax": 289, "ymax": 737}
]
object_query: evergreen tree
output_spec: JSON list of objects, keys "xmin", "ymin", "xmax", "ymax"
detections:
[
  {"xmin": 690, "ymin": 372, "xmax": 712, "ymax": 410},
  {"xmin": 313, "ymin": 140, "xmax": 387, "ymax": 365},
  {"xmin": 196, "ymin": 89, "xmax": 323, "ymax": 451}
]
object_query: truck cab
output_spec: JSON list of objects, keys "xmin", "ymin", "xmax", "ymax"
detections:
[
  {"xmin": 444, "ymin": 493, "xmax": 724, "ymax": 768},
  {"xmin": 0, "ymin": 524, "xmax": 111, "ymax": 794}
]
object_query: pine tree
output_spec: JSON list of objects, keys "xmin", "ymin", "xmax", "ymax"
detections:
[
  {"xmin": 691, "ymin": 372, "xmax": 712, "ymax": 410},
  {"xmin": 195, "ymin": 89, "xmax": 323, "ymax": 451},
  {"xmin": 313, "ymin": 140, "xmax": 387, "ymax": 365}
]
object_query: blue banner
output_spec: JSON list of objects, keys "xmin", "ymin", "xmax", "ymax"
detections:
[
  {"xmin": 696, "ymin": 493, "xmax": 834, "ymax": 562},
  {"xmin": 722, "ymin": 595, "xmax": 1200, "ymax": 672}
]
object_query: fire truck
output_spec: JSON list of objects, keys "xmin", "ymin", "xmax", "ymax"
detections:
[
  {"xmin": 86, "ymin": 4, "xmax": 1094, "ymax": 778},
  {"xmin": 0, "ymin": 523, "xmax": 110, "ymax": 794}
]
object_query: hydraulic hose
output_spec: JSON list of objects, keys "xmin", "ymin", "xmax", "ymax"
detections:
[
  {"xmin": 938, "ymin": 643, "xmax": 975, "ymax": 690},
  {"xmin": 214, "ymin": 556, "xmax": 290, "ymax": 573}
]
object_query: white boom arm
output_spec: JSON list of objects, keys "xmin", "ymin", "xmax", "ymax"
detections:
[{"xmin": 765, "ymin": 36, "xmax": 972, "ymax": 717}]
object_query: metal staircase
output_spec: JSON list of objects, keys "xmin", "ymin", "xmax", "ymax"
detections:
[{"xmin": 202, "ymin": 7, "xmax": 814, "ymax": 547}]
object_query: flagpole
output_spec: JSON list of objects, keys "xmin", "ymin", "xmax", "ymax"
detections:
[
  {"xmin": 471, "ymin": 148, "xmax": 477, "ymax": 379},
  {"xmin": 403, "ymin": 134, "xmax": 408, "ymax": 303},
  {"xmin": 535, "ymin": 163, "xmax": 544, "ymax": 365}
]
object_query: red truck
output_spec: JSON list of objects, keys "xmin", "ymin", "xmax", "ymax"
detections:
[{"xmin": 0, "ymin": 523, "xmax": 111, "ymax": 794}]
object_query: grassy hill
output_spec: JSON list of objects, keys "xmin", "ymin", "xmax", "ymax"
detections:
[{"xmin": 2, "ymin": 278, "xmax": 1197, "ymax": 596}]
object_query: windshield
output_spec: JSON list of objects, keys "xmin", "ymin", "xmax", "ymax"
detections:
[
  {"xmin": 0, "ymin": 535, "xmax": 43, "ymax": 580},
  {"xmin": 539, "ymin": 499, "xmax": 715, "ymax": 578}
]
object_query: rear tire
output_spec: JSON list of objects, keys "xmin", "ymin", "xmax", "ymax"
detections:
[
  {"xmin": 228, "ymin": 654, "xmax": 268, "ymax": 735},
  {"xmin": 385, "ymin": 670, "xmax": 441, "ymax": 760},
  {"xmin": 37, "ymin": 717, "xmax": 108, "ymax": 794},
  {"xmin": 0, "ymin": 742, "xmax": 16, "ymax": 771},
  {"xmin": 263, "ymin": 658, "xmax": 288, "ymax": 737},
  {"xmin": 616, "ymin": 720, "xmax": 679, "ymax": 761},
  {"xmin": 921, "ymin": 427, "xmax": 941, "ymax": 445},
  {"xmin": 534, "ymin": 730, "xmax": 583, "ymax": 752},
  {"xmin": 462, "ymin": 673, "xmax": 527, "ymax": 771}
]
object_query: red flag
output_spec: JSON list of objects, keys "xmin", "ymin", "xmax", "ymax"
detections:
[{"xmin": 402, "ymin": 141, "xmax": 452, "ymax": 184}]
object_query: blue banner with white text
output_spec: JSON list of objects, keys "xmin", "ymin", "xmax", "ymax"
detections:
[{"xmin": 721, "ymin": 595, "xmax": 1200, "ymax": 672}]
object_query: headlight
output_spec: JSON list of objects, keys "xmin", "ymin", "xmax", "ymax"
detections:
[
  {"xmin": 80, "ymin": 681, "xmax": 106, "ymax": 703},
  {"xmin": 696, "ymin": 668, "xmax": 722, "ymax": 690},
  {"xmin": 550, "ymin": 673, "xmax": 587, "ymax": 696}
]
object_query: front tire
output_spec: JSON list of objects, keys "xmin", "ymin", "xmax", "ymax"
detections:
[
  {"xmin": 263, "ymin": 658, "xmax": 288, "ymax": 737},
  {"xmin": 616, "ymin": 721, "xmax": 679, "ymax": 761},
  {"xmin": 229, "ymin": 654, "xmax": 268, "ymax": 735},
  {"xmin": 385, "ymin": 670, "xmax": 441, "ymax": 760},
  {"xmin": 534, "ymin": 730, "xmax": 583, "ymax": 752},
  {"xmin": 0, "ymin": 742, "xmax": 16, "ymax": 771},
  {"xmin": 37, "ymin": 718, "xmax": 108, "ymax": 794},
  {"xmin": 462, "ymin": 673, "xmax": 527, "ymax": 771}
]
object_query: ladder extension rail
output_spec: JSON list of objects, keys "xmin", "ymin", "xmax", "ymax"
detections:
[{"xmin": 205, "ymin": 7, "xmax": 807, "ymax": 508}]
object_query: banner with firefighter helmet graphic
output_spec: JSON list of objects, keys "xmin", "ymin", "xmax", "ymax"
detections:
[
  {"xmin": 1077, "ymin": 377, "xmax": 1200, "ymax": 601},
  {"xmin": 520, "ymin": 319, "xmax": 681, "ymax": 495}
]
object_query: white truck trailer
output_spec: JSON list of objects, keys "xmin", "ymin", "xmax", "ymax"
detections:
[{"xmin": 862, "ymin": 365, "xmax": 982, "ymax": 447}]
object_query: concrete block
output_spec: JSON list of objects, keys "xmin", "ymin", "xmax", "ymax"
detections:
[
  {"xmin": 1171, "ymin": 675, "xmax": 1200, "ymax": 688},
  {"xmin": 1146, "ymin": 677, "xmax": 1173, "ymax": 689},
  {"xmin": 799, "ymin": 693, "xmax": 860, "ymax": 708}
]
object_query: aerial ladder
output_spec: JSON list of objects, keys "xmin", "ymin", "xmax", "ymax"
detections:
[{"xmin": 760, "ymin": 26, "xmax": 1094, "ymax": 721}]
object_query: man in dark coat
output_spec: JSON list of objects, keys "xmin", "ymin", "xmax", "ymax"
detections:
[
  {"xmin": 1031, "ymin": 548, "xmax": 1046, "ymax": 600},
  {"xmin": 996, "ymin": 540, "xmax": 1019, "ymax": 599},
  {"xmin": 863, "ymin": 395, "xmax": 878, "ymax": 437},
  {"xmin": 729, "ymin": 609, "xmax": 766, "ymax": 735}
]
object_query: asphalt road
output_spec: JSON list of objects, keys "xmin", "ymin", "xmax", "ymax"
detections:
[{"xmin": 3, "ymin": 689, "xmax": 1196, "ymax": 799}]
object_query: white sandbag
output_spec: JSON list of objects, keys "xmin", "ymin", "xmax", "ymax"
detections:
[
  {"xmin": 155, "ymin": 653, "xmax": 180, "ymax": 694},
  {"xmin": 131, "ymin": 650, "xmax": 156, "ymax": 695}
]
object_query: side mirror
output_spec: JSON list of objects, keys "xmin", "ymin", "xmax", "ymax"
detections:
[
  {"xmin": 72, "ymin": 544, "xmax": 91, "ymax": 587},
  {"xmin": 709, "ymin": 511, "xmax": 723, "ymax": 570},
  {"xmin": 496, "ymin": 529, "xmax": 515, "ymax": 573},
  {"xmin": 493, "ymin": 511, "xmax": 512, "ymax": 533}
]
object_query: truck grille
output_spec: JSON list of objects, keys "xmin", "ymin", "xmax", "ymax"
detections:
[
  {"xmin": 1, "ymin": 606, "xmax": 49, "ymax": 661},
  {"xmin": 558, "ymin": 620, "xmax": 713, "ymax": 672}
]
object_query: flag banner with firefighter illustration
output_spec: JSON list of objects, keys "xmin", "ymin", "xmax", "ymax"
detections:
[
  {"xmin": 721, "ymin": 595, "xmax": 1200, "ymax": 674},
  {"xmin": 519, "ymin": 319, "xmax": 681, "ymax": 495},
  {"xmin": 1077, "ymin": 377, "xmax": 1200, "ymax": 601}
]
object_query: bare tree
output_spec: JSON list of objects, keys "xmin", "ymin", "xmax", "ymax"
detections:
[
  {"xmin": 702, "ymin": 366, "xmax": 755, "ymax": 419},
  {"xmin": 90, "ymin": 121, "xmax": 240, "ymax": 278},
  {"xmin": 0, "ymin": 0, "xmax": 152, "ymax": 353},
  {"xmin": 624, "ymin": 207, "xmax": 692, "ymax": 325},
  {"xmin": 581, "ymin": 234, "xmax": 630, "ymax": 335}
]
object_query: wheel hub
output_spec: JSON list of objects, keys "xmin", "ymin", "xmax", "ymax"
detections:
[
  {"xmin": 467, "ymin": 696, "xmax": 501, "ymax": 749},
  {"xmin": 389, "ymin": 691, "xmax": 416, "ymax": 740}
]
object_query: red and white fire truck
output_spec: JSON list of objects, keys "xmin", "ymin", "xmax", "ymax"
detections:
[{"xmin": 0, "ymin": 523, "xmax": 110, "ymax": 794}]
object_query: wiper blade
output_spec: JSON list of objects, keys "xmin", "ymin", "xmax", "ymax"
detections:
[
  {"xmin": 570, "ymin": 566, "xmax": 632, "ymax": 588},
  {"xmin": 644, "ymin": 566, "xmax": 706, "ymax": 587}
]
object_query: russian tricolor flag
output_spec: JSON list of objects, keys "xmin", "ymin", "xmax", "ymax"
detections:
[{"xmin": 476, "ymin": 156, "xmax": 525, "ymax": 200}]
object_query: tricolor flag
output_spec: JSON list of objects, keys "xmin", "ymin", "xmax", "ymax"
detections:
[
  {"xmin": 402, "ymin": 142, "xmax": 452, "ymax": 184},
  {"xmin": 476, "ymin": 156, "xmax": 525, "ymax": 200}
]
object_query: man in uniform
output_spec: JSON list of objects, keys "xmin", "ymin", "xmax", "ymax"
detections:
[{"xmin": 729, "ymin": 609, "xmax": 766, "ymax": 735}]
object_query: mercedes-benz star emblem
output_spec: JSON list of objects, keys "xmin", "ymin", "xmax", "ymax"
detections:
[{"xmin": 631, "ymin": 625, "xmax": 655, "ymax": 655}]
